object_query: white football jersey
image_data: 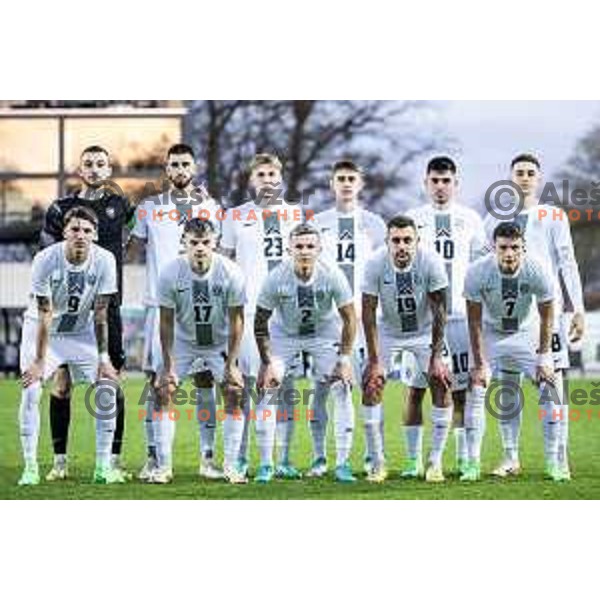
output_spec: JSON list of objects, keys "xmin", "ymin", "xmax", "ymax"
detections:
[
  {"xmin": 482, "ymin": 205, "xmax": 584, "ymax": 313},
  {"xmin": 313, "ymin": 205, "xmax": 386, "ymax": 314},
  {"xmin": 362, "ymin": 246, "xmax": 448, "ymax": 339},
  {"xmin": 157, "ymin": 253, "xmax": 246, "ymax": 349},
  {"xmin": 257, "ymin": 258, "xmax": 353, "ymax": 339},
  {"xmin": 132, "ymin": 192, "xmax": 221, "ymax": 306},
  {"xmin": 25, "ymin": 242, "xmax": 117, "ymax": 335},
  {"xmin": 463, "ymin": 253, "xmax": 555, "ymax": 334},
  {"xmin": 221, "ymin": 200, "xmax": 304, "ymax": 311},
  {"xmin": 407, "ymin": 203, "xmax": 485, "ymax": 318}
]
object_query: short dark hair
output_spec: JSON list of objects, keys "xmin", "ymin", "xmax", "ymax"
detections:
[
  {"xmin": 427, "ymin": 156, "xmax": 457, "ymax": 174},
  {"xmin": 493, "ymin": 222, "xmax": 523, "ymax": 241},
  {"xmin": 81, "ymin": 145, "xmax": 109, "ymax": 159},
  {"xmin": 510, "ymin": 153, "xmax": 541, "ymax": 170},
  {"xmin": 387, "ymin": 214, "xmax": 417, "ymax": 233},
  {"xmin": 332, "ymin": 159, "xmax": 363, "ymax": 176},
  {"xmin": 183, "ymin": 217, "xmax": 216, "ymax": 236},
  {"xmin": 63, "ymin": 206, "xmax": 99, "ymax": 229},
  {"xmin": 167, "ymin": 143, "xmax": 195, "ymax": 159},
  {"xmin": 290, "ymin": 222, "xmax": 320, "ymax": 239}
]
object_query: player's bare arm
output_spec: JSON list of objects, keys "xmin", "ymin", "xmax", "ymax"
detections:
[
  {"xmin": 224, "ymin": 305, "xmax": 244, "ymax": 388},
  {"xmin": 537, "ymin": 300, "xmax": 555, "ymax": 384},
  {"xmin": 466, "ymin": 299, "xmax": 489, "ymax": 388},
  {"xmin": 361, "ymin": 292, "xmax": 386, "ymax": 399},
  {"xmin": 331, "ymin": 303, "xmax": 357, "ymax": 384},
  {"xmin": 428, "ymin": 288, "xmax": 451, "ymax": 389},
  {"xmin": 22, "ymin": 296, "xmax": 52, "ymax": 388},
  {"xmin": 254, "ymin": 306, "xmax": 280, "ymax": 389},
  {"xmin": 157, "ymin": 306, "xmax": 177, "ymax": 406},
  {"xmin": 94, "ymin": 294, "xmax": 119, "ymax": 381}
]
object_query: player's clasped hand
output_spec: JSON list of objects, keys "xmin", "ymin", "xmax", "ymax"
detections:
[
  {"xmin": 469, "ymin": 363, "xmax": 491, "ymax": 389},
  {"xmin": 569, "ymin": 312, "xmax": 585, "ymax": 344},
  {"xmin": 257, "ymin": 361, "xmax": 282, "ymax": 390},
  {"xmin": 331, "ymin": 359, "xmax": 353, "ymax": 385},
  {"xmin": 97, "ymin": 361, "xmax": 119, "ymax": 382},
  {"xmin": 428, "ymin": 356, "xmax": 452, "ymax": 390},
  {"xmin": 156, "ymin": 370, "xmax": 178, "ymax": 407},
  {"xmin": 536, "ymin": 364, "xmax": 556, "ymax": 386},
  {"xmin": 362, "ymin": 360, "xmax": 386, "ymax": 401},
  {"xmin": 22, "ymin": 360, "xmax": 44, "ymax": 388}
]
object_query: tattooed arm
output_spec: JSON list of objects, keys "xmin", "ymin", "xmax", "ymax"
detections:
[
  {"xmin": 22, "ymin": 296, "xmax": 52, "ymax": 388},
  {"xmin": 467, "ymin": 299, "xmax": 489, "ymax": 388},
  {"xmin": 254, "ymin": 306, "xmax": 280, "ymax": 389},
  {"xmin": 427, "ymin": 288, "xmax": 451, "ymax": 389},
  {"xmin": 94, "ymin": 294, "xmax": 118, "ymax": 380}
]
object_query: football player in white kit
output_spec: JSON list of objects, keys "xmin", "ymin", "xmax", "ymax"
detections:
[
  {"xmin": 311, "ymin": 160, "xmax": 386, "ymax": 477},
  {"xmin": 18, "ymin": 207, "xmax": 122, "ymax": 485},
  {"xmin": 482, "ymin": 154, "xmax": 585, "ymax": 479},
  {"xmin": 129, "ymin": 143, "xmax": 222, "ymax": 480},
  {"xmin": 406, "ymin": 157, "xmax": 485, "ymax": 476},
  {"xmin": 155, "ymin": 218, "xmax": 247, "ymax": 484},
  {"xmin": 221, "ymin": 153, "xmax": 305, "ymax": 478},
  {"xmin": 463, "ymin": 222, "xmax": 562, "ymax": 481},
  {"xmin": 362, "ymin": 215, "xmax": 453, "ymax": 483},
  {"xmin": 253, "ymin": 223, "xmax": 357, "ymax": 483}
]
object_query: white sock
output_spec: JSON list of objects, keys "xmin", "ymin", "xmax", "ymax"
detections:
[
  {"xmin": 540, "ymin": 384, "xmax": 560, "ymax": 468},
  {"xmin": 454, "ymin": 427, "xmax": 467, "ymax": 463},
  {"xmin": 20, "ymin": 383, "xmax": 42, "ymax": 469},
  {"xmin": 405, "ymin": 425, "xmax": 423, "ymax": 461},
  {"xmin": 153, "ymin": 409, "xmax": 176, "ymax": 470},
  {"xmin": 331, "ymin": 382, "xmax": 354, "ymax": 466},
  {"xmin": 465, "ymin": 386, "xmax": 486, "ymax": 462},
  {"xmin": 238, "ymin": 376, "xmax": 256, "ymax": 462},
  {"xmin": 197, "ymin": 387, "xmax": 217, "ymax": 460},
  {"xmin": 309, "ymin": 380, "xmax": 329, "ymax": 460},
  {"xmin": 497, "ymin": 373, "xmax": 522, "ymax": 462},
  {"xmin": 553, "ymin": 371, "xmax": 568, "ymax": 467},
  {"xmin": 223, "ymin": 410, "xmax": 245, "ymax": 469},
  {"xmin": 429, "ymin": 406, "xmax": 453, "ymax": 468},
  {"xmin": 144, "ymin": 386, "xmax": 157, "ymax": 460},
  {"xmin": 362, "ymin": 404, "xmax": 384, "ymax": 467},
  {"xmin": 255, "ymin": 390, "xmax": 277, "ymax": 466},
  {"xmin": 275, "ymin": 378, "xmax": 296, "ymax": 465},
  {"xmin": 95, "ymin": 385, "xmax": 117, "ymax": 469}
]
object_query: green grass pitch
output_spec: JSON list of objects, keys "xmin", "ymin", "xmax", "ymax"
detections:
[{"xmin": 1, "ymin": 377, "xmax": 599, "ymax": 499}]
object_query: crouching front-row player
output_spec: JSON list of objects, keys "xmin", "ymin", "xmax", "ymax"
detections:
[{"xmin": 19, "ymin": 207, "xmax": 122, "ymax": 485}]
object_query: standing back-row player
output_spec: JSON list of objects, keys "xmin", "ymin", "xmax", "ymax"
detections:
[
  {"xmin": 312, "ymin": 160, "xmax": 386, "ymax": 478},
  {"xmin": 221, "ymin": 153, "xmax": 303, "ymax": 477},
  {"xmin": 40, "ymin": 146, "xmax": 134, "ymax": 481},
  {"xmin": 406, "ymin": 156, "xmax": 485, "ymax": 476},
  {"xmin": 19, "ymin": 207, "xmax": 122, "ymax": 485},
  {"xmin": 129, "ymin": 143, "xmax": 221, "ymax": 482},
  {"xmin": 482, "ymin": 154, "xmax": 585, "ymax": 479}
]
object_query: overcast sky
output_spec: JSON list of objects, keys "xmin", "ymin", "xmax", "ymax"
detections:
[{"xmin": 425, "ymin": 101, "xmax": 600, "ymax": 208}]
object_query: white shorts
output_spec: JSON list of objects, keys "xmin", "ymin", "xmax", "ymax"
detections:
[
  {"xmin": 142, "ymin": 306, "xmax": 163, "ymax": 374},
  {"xmin": 19, "ymin": 317, "xmax": 98, "ymax": 384},
  {"xmin": 483, "ymin": 329, "xmax": 538, "ymax": 379},
  {"xmin": 381, "ymin": 332, "xmax": 448, "ymax": 390},
  {"xmin": 271, "ymin": 333, "xmax": 352, "ymax": 383},
  {"xmin": 174, "ymin": 339, "xmax": 227, "ymax": 383},
  {"xmin": 404, "ymin": 318, "xmax": 470, "ymax": 392}
]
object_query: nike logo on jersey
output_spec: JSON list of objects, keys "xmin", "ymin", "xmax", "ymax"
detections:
[{"xmin": 243, "ymin": 223, "xmax": 256, "ymax": 227}]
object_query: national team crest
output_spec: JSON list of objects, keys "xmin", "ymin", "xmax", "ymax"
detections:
[
  {"xmin": 212, "ymin": 284, "xmax": 223, "ymax": 296},
  {"xmin": 87, "ymin": 274, "xmax": 97, "ymax": 286},
  {"xmin": 105, "ymin": 206, "xmax": 116, "ymax": 219}
]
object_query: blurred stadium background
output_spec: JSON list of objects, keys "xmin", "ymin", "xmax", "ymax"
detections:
[{"xmin": 0, "ymin": 100, "xmax": 599, "ymax": 376}]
